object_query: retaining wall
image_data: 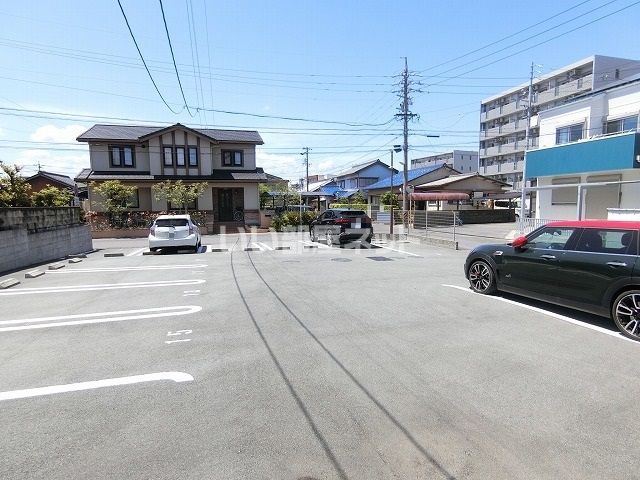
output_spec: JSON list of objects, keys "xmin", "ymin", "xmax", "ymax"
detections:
[{"xmin": 0, "ymin": 208, "xmax": 93, "ymax": 273}]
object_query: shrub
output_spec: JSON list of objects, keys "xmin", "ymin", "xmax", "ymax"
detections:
[{"xmin": 328, "ymin": 203, "xmax": 368, "ymax": 210}]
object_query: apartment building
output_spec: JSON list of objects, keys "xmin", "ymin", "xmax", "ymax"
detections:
[
  {"xmin": 410, "ymin": 150, "xmax": 478, "ymax": 173},
  {"xmin": 479, "ymin": 55, "xmax": 640, "ymax": 190}
]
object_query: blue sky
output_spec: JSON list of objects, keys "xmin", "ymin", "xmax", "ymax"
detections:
[{"xmin": 2, "ymin": 0, "xmax": 640, "ymax": 183}]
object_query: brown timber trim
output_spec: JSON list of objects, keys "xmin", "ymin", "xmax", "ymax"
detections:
[
  {"xmin": 160, "ymin": 136, "xmax": 164, "ymax": 175},
  {"xmin": 197, "ymin": 137, "xmax": 201, "ymax": 175},
  {"xmin": 184, "ymin": 131, "xmax": 188, "ymax": 177}
]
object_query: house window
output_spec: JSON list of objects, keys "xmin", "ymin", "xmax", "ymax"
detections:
[
  {"xmin": 188, "ymin": 147, "xmax": 198, "ymax": 166},
  {"xmin": 222, "ymin": 150, "xmax": 243, "ymax": 167},
  {"xmin": 176, "ymin": 147, "xmax": 186, "ymax": 167},
  {"xmin": 605, "ymin": 115, "xmax": 638, "ymax": 134},
  {"xmin": 555, "ymin": 123, "xmax": 584, "ymax": 144},
  {"xmin": 551, "ymin": 176, "xmax": 580, "ymax": 205},
  {"xmin": 109, "ymin": 145, "xmax": 135, "ymax": 167},
  {"xmin": 163, "ymin": 147, "xmax": 173, "ymax": 166}
]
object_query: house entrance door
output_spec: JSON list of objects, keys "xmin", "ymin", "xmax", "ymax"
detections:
[{"xmin": 218, "ymin": 188, "xmax": 233, "ymax": 221}]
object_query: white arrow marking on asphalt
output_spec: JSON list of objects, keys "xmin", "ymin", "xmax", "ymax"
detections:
[
  {"xmin": 0, "ymin": 279, "xmax": 205, "ymax": 296},
  {"xmin": 441, "ymin": 284, "xmax": 637, "ymax": 343},
  {"xmin": 0, "ymin": 306, "xmax": 202, "ymax": 332},
  {"xmin": 0, "ymin": 372, "xmax": 194, "ymax": 401},
  {"xmin": 126, "ymin": 248, "xmax": 146, "ymax": 257}
]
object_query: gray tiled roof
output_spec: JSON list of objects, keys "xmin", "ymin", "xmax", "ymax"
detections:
[
  {"xmin": 28, "ymin": 170, "xmax": 76, "ymax": 188},
  {"xmin": 334, "ymin": 159, "xmax": 382, "ymax": 177},
  {"xmin": 77, "ymin": 124, "xmax": 263, "ymax": 144}
]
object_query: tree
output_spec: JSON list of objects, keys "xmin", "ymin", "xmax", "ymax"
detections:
[
  {"xmin": 91, "ymin": 180, "xmax": 138, "ymax": 218},
  {"xmin": 350, "ymin": 191, "xmax": 365, "ymax": 204},
  {"xmin": 31, "ymin": 185, "xmax": 73, "ymax": 207},
  {"xmin": 380, "ymin": 191, "xmax": 399, "ymax": 207},
  {"xmin": 0, "ymin": 163, "xmax": 31, "ymax": 207},
  {"xmin": 152, "ymin": 180, "xmax": 207, "ymax": 213}
]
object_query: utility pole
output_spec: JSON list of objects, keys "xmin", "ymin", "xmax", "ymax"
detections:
[
  {"xmin": 520, "ymin": 62, "xmax": 535, "ymax": 227},
  {"xmin": 300, "ymin": 147, "xmax": 311, "ymax": 192},
  {"xmin": 395, "ymin": 58, "xmax": 419, "ymax": 222}
]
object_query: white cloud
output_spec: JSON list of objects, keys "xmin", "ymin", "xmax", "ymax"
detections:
[
  {"xmin": 30, "ymin": 125, "xmax": 87, "ymax": 143},
  {"xmin": 15, "ymin": 149, "xmax": 89, "ymax": 178},
  {"xmin": 256, "ymin": 151, "xmax": 305, "ymax": 183}
]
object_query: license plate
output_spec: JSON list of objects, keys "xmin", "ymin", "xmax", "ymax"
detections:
[
  {"xmin": 355, "ymin": 220, "xmax": 361, "ymax": 228},
  {"xmin": 169, "ymin": 232, "xmax": 175, "ymax": 239}
]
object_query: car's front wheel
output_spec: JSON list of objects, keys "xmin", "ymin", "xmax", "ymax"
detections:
[
  {"xmin": 612, "ymin": 290, "xmax": 640, "ymax": 341},
  {"xmin": 468, "ymin": 260, "xmax": 497, "ymax": 294}
]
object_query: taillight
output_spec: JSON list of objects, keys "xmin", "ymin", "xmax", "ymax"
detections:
[
  {"xmin": 363, "ymin": 215, "xmax": 372, "ymax": 223},
  {"xmin": 335, "ymin": 217, "xmax": 351, "ymax": 225},
  {"xmin": 189, "ymin": 225, "xmax": 194, "ymax": 235},
  {"xmin": 150, "ymin": 225, "xmax": 156, "ymax": 236}
]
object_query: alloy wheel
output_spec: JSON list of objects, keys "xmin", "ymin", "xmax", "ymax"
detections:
[
  {"xmin": 468, "ymin": 260, "xmax": 496, "ymax": 294},
  {"xmin": 613, "ymin": 291, "xmax": 640, "ymax": 340}
]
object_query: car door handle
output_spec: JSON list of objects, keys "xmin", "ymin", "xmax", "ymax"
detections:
[
  {"xmin": 540, "ymin": 254, "xmax": 556, "ymax": 260},
  {"xmin": 606, "ymin": 261, "xmax": 627, "ymax": 267}
]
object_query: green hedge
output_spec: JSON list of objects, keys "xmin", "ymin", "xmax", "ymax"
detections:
[
  {"xmin": 328, "ymin": 203, "xmax": 368, "ymax": 210},
  {"xmin": 270, "ymin": 211, "xmax": 317, "ymax": 232}
]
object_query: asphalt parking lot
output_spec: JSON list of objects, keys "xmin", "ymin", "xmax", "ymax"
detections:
[{"xmin": 1, "ymin": 232, "xmax": 639, "ymax": 479}]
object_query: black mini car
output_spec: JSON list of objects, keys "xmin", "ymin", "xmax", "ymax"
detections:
[
  {"xmin": 464, "ymin": 220, "xmax": 640, "ymax": 341},
  {"xmin": 309, "ymin": 209, "xmax": 373, "ymax": 246}
]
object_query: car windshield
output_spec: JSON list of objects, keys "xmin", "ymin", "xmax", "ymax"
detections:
[
  {"xmin": 339, "ymin": 210, "xmax": 365, "ymax": 217},
  {"xmin": 155, "ymin": 219, "xmax": 189, "ymax": 227}
]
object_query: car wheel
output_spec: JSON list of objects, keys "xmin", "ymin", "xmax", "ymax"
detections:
[
  {"xmin": 326, "ymin": 231, "xmax": 334, "ymax": 247},
  {"xmin": 149, "ymin": 247, "xmax": 158, "ymax": 252},
  {"xmin": 468, "ymin": 260, "xmax": 497, "ymax": 294},
  {"xmin": 310, "ymin": 228, "xmax": 317, "ymax": 242},
  {"xmin": 612, "ymin": 290, "xmax": 640, "ymax": 341}
]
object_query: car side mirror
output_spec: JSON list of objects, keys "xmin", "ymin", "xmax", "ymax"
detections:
[{"xmin": 511, "ymin": 235, "xmax": 528, "ymax": 248}]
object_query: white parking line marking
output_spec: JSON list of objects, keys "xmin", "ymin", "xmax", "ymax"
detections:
[
  {"xmin": 0, "ymin": 306, "xmax": 202, "ymax": 332},
  {"xmin": 126, "ymin": 248, "xmax": 146, "ymax": 257},
  {"xmin": 377, "ymin": 245, "xmax": 421, "ymax": 257},
  {"xmin": 165, "ymin": 339, "xmax": 192, "ymax": 344},
  {"xmin": 0, "ymin": 279, "xmax": 205, "ymax": 296},
  {"xmin": 47, "ymin": 264, "xmax": 208, "ymax": 273},
  {"xmin": 441, "ymin": 284, "xmax": 636, "ymax": 343},
  {"xmin": 257, "ymin": 242, "xmax": 274, "ymax": 251},
  {"xmin": 300, "ymin": 240, "xmax": 329, "ymax": 249},
  {"xmin": 0, "ymin": 372, "xmax": 194, "ymax": 401}
]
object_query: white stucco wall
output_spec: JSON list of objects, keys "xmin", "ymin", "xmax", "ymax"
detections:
[
  {"xmin": 536, "ymin": 170, "xmax": 640, "ymax": 220},
  {"xmin": 89, "ymin": 143, "xmax": 149, "ymax": 171}
]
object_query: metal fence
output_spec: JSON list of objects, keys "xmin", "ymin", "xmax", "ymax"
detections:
[
  {"xmin": 517, "ymin": 217, "xmax": 562, "ymax": 234},
  {"xmin": 408, "ymin": 210, "xmax": 462, "ymax": 244}
]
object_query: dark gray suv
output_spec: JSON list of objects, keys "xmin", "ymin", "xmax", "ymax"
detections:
[{"xmin": 309, "ymin": 209, "xmax": 373, "ymax": 246}]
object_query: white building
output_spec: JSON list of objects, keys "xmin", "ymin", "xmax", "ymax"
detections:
[
  {"xmin": 480, "ymin": 55, "xmax": 640, "ymax": 191},
  {"xmin": 526, "ymin": 76, "xmax": 640, "ymax": 220},
  {"xmin": 410, "ymin": 150, "xmax": 478, "ymax": 174}
]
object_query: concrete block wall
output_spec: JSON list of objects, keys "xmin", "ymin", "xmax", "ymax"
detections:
[
  {"xmin": 0, "ymin": 225, "xmax": 93, "ymax": 273},
  {"xmin": 0, "ymin": 207, "xmax": 82, "ymax": 231}
]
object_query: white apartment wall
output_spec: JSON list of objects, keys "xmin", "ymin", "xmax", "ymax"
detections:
[
  {"xmin": 538, "ymin": 105, "xmax": 592, "ymax": 148},
  {"xmin": 536, "ymin": 170, "xmax": 640, "ymax": 220},
  {"xmin": 592, "ymin": 56, "xmax": 640, "ymax": 91}
]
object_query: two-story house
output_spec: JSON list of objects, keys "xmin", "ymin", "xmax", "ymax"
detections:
[
  {"xmin": 76, "ymin": 123, "xmax": 265, "ymax": 228},
  {"xmin": 332, "ymin": 159, "xmax": 393, "ymax": 192}
]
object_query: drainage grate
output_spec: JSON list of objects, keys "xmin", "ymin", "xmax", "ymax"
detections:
[{"xmin": 367, "ymin": 256, "xmax": 393, "ymax": 261}]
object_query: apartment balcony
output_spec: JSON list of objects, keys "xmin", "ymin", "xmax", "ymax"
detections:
[
  {"xmin": 480, "ymin": 111, "xmax": 487, "ymax": 122},
  {"xmin": 501, "ymin": 101, "xmax": 519, "ymax": 115},
  {"xmin": 534, "ymin": 74, "xmax": 594, "ymax": 106},
  {"xmin": 482, "ymin": 163, "xmax": 502, "ymax": 175}
]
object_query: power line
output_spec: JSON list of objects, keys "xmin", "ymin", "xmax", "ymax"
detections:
[
  {"xmin": 158, "ymin": 0, "xmax": 196, "ymax": 117},
  {"xmin": 116, "ymin": 0, "xmax": 182, "ymax": 115},
  {"xmin": 420, "ymin": 0, "xmax": 594, "ymax": 74},
  {"xmin": 426, "ymin": 0, "xmax": 639, "ymax": 87}
]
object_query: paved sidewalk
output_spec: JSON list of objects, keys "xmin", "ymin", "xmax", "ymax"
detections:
[{"xmin": 373, "ymin": 221, "xmax": 521, "ymax": 250}]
